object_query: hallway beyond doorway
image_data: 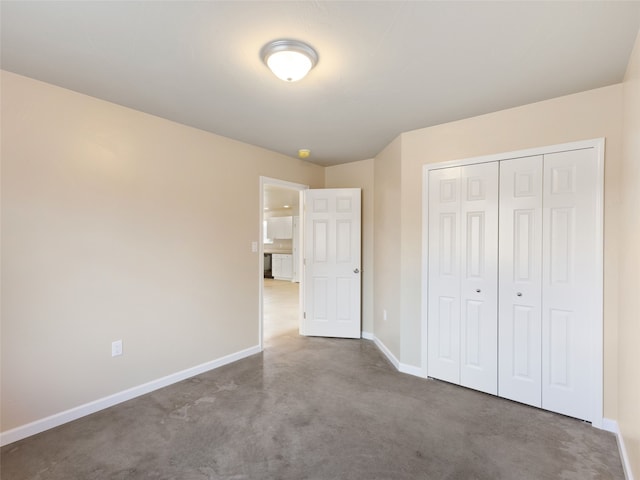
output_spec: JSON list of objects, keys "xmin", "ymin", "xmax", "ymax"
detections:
[{"xmin": 263, "ymin": 278, "xmax": 299, "ymax": 341}]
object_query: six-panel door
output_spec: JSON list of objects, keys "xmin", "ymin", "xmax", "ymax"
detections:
[
  {"xmin": 302, "ymin": 188, "xmax": 362, "ymax": 339},
  {"xmin": 427, "ymin": 163, "xmax": 499, "ymax": 395},
  {"xmin": 427, "ymin": 148, "xmax": 599, "ymax": 422}
]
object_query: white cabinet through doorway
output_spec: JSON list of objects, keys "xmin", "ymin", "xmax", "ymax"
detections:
[
  {"xmin": 272, "ymin": 254, "xmax": 293, "ymax": 281},
  {"xmin": 267, "ymin": 216, "xmax": 293, "ymax": 239},
  {"xmin": 425, "ymin": 141, "xmax": 603, "ymax": 424}
]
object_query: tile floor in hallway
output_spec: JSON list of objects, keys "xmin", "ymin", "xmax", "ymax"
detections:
[{"xmin": 263, "ymin": 278, "xmax": 299, "ymax": 341}]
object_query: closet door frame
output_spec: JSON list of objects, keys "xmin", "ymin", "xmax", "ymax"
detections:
[{"xmin": 421, "ymin": 138, "xmax": 604, "ymax": 428}]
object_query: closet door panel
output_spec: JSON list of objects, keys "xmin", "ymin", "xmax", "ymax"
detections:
[
  {"xmin": 498, "ymin": 156, "xmax": 543, "ymax": 407},
  {"xmin": 427, "ymin": 168, "xmax": 461, "ymax": 384},
  {"xmin": 542, "ymin": 149, "xmax": 598, "ymax": 420},
  {"xmin": 459, "ymin": 163, "xmax": 499, "ymax": 394}
]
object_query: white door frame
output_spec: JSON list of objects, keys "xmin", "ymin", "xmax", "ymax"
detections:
[
  {"xmin": 421, "ymin": 138, "xmax": 605, "ymax": 427},
  {"xmin": 259, "ymin": 177, "xmax": 308, "ymax": 350}
]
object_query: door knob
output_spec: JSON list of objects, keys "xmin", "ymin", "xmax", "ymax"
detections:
[
  {"xmin": 517, "ymin": 292, "xmax": 523, "ymax": 297},
  {"xmin": 354, "ymin": 268, "xmax": 360, "ymax": 274},
  {"xmin": 475, "ymin": 289, "xmax": 481, "ymax": 293}
]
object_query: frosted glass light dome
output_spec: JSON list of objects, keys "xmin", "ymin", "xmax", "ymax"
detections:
[{"xmin": 261, "ymin": 39, "xmax": 318, "ymax": 82}]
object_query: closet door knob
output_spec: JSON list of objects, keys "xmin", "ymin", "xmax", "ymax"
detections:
[{"xmin": 517, "ymin": 292, "xmax": 523, "ymax": 297}]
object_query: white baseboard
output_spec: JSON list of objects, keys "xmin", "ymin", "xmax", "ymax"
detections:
[
  {"xmin": 399, "ymin": 362, "xmax": 426, "ymax": 378},
  {"xmin": 371, "ymin": 335, "xmax": 400, "ymax": 369},
  {"xmin": 367, "ymin": 333, "xmax": 426, "ymax": 379},
  {"xmin": 0, "ymin": 344, "xmax": 262, "ymax": 447},
  {"xmin": 602, "ymin": 418, "xmax": 635, "ymax": 480}
]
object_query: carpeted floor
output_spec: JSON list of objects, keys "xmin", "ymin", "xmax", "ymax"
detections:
[{"xmin": 0, "ymin": 280, "xmax": 624, "ymax": 479}]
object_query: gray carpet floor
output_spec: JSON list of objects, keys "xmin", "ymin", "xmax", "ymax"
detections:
[{"xmin": 1, "ymin": 329, "xmax": 624, "ymax": 479}]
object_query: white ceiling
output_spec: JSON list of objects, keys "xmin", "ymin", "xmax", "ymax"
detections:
[{"xmin": 2, "ymin": 1, "xmax": 639, "ymax": 166}]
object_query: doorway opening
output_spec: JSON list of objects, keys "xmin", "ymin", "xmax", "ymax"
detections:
[{"xmin": 259, "ymin": 177, "xmax": 307, "ymax": 349}]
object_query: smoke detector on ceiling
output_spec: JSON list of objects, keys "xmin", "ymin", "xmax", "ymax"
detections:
[{"xmin": 298, "ymin": 149, "xmax": 311, "ymax": 159}]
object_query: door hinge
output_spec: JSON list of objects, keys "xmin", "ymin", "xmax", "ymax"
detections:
[{"xmin": 303, "ymin": 312, "xmax": 306, "ymax": 319}]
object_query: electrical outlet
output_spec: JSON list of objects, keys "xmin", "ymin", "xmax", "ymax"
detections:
[
  {"xmin": 251, "ymin": 241, "xmax": 258, "ymax": 252},
  {"xmin": 111, "ymin": 340, "xmax": 123, "ymax": 357}
]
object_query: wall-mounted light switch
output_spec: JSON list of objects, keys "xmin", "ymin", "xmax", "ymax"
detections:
[{"xmin": 112, "ymin": 340, "xmax": 123, "ymax": 357}]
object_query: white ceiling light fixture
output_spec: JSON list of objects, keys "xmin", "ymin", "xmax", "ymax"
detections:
[{"xmin": 261, "ymin": 39, "xmax": 318, "ymax": 82}]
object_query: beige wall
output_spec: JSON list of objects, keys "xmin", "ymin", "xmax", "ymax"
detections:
[
  {"xmin": 0, "ymin": 71, "xmax": 324, "ymax": 432},
  {"xmin": 620, "ymin": 30, "xmax": 640, "ymax": 478},
  {"xmin": 373, "ymin": 138, "xmax": 402, "ymax": 357},
  {"xmin": 325, "ymin": 159, "xmax": 375, "ymax": 334},
  {"xmin": 395, "ymin": 84, "xmax": 624, "ymax": 420},
  {"xmin": 3, "ymin": 42, "xmax": 638, "ymax": 472}
]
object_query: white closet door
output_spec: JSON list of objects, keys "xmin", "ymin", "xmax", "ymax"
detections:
[
  {"xmin": 427, "ymin": 167, "xmax": 461, "ymax": 384},
  {"xmin": 459, "ymin": 163, "xmax": 499, "ymax": 394},
  {"xmin": 498, "ymin": 156, "xmax": 543, "ymax": 406},
  {"xmin": 428, "ymin": 163, "xmax": 498, "ymax": 392},
  {"xmin": 542, "ymin": 149, "xmax": 598, "ymax": 420}
]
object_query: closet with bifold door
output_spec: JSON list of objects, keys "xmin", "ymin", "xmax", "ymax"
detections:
[
  {"xmin": 427, "ymin": 162, "xmax": 499, "ymax": 395},
  {"xmin": 426, "ymin": 141, "xmax": 602, "ymax": 423}
]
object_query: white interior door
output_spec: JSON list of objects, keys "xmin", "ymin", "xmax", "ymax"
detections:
[
  {"xmin": 427, "ymin": 163, "xmax": 498, "ymax": 392},
  {"xmin": 427, "ymin": 167, "xmax": 462, "ymax": 383},
  {"xmin": 302, "ymin": 188, "xmax": 361, "ymax": 338},
  {"xmin": 459, "ymin": 163, "xmax": 499, "ymax": 394},
  {"xmin": 498, "ymin": 156, "xmax": 543, "ymax": 406},
  {"xmin": 423, "ymin": 140, "xmax": 603, "ymax": 424},
  {"xmin": 292, "ymin": 216, "xmax": 299, "ymax": 282},
  {"xmin": 542, "ymin": 148, "xmax": 598, "ymax": 420}
]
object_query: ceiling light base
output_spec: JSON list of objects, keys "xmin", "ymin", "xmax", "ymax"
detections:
[{"xmin": 261, "ymin": 39, "xmax": 318, "ymax": 82}]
